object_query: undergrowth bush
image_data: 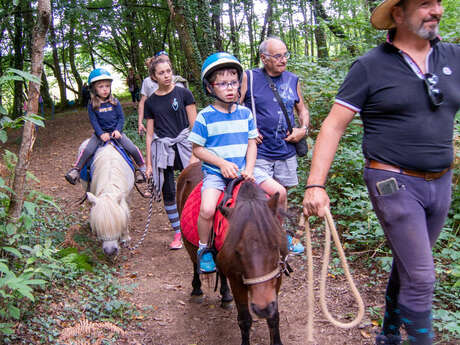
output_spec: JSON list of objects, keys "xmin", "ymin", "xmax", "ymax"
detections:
[{"xmin": 0, "ymin": 152, "xmax": 138, "ymax": 343}]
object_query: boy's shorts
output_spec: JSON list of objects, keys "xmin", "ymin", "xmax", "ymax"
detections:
[
  {"xmin": 253, "ymin": 155, "xmax": 298, "ymax": 187},
  {"xmin": 201, "ymin": 171, "xmax": 232, "ymax": 192}
]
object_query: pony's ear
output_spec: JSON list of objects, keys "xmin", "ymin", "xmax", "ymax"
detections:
[
  {"xmin": 87, "ymin": 192, "xmax": 98, "ymax": 205},
  {"xmin": 219, "ymin": 206, "xmax": 234, "ymax": 219},
  {"xmin": 267, "ymin": 192, "xmax": 280, "ymax": 215}
]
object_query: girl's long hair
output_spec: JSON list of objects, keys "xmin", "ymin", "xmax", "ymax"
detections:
[{"xmin": 90, "ymin": 80, "xmax": 118, "ymax": 111}]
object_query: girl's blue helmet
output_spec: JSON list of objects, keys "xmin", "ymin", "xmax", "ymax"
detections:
[
  {"xmin": 88, "ymin": 68, "xmax": 113, "ymax": 86},
  {"xmin": 201, "ymin": 52, "xmax": 243, "ymax": 95}
]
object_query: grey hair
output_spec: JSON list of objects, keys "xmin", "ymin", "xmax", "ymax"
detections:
[{"xmin": 259, "ymin": 36, "xmax": 284, "ymax": 55}]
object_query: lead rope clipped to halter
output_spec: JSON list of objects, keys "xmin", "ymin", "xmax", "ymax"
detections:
[
  {"xmin": 301, "ymin": 207, "xmax": 365, "ymax": 343},
  {"xmin": 127, "ymin": 177, "xmax": 159, "ymax": 252}
]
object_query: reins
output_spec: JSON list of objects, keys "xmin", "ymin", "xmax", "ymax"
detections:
[{"xmin": 302, "ymin": 207, "xmax": 365, "ymax": 342}]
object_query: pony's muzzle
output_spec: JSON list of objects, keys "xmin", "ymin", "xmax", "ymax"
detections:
[
  {"xmin": 250, "ymin": 301, "xmax": 277, "ymax": 319},
  {"xmin": 103, "ymin": 240, "xmax": 119, "ymax": 256}
]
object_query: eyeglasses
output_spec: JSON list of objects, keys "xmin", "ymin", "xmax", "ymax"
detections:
[
  {"xmin": 155, "ymin": 50, "xmax": 168, "ymax": 57},
  {"xmin": 424, "ymin": 73, "xmax": 444, "ymax": 107},
  {"xmin": 263, "ymin": 52, "xmax": 290, "ymax": 61},
  {"xmin": 211, "ymin": 80, "xmax": 240, "ymax": 89}
]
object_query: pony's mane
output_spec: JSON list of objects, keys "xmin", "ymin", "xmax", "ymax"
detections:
[
  {"xmin": 91, "ymin": 144, "xmax": 133, "ymax": 196},
  {"xmin": 87, "ymin": 143, "xmax": 134, "ymax": 241},
  {"xmin": 222, "ymin": 181, "xmax": 283, "ymax": 254}
]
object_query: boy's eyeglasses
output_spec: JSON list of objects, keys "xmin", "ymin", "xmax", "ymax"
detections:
[
  {"xmin": 155, "ymin": 50, "xmax": 168, "ymax": 57},
  {"xmin": 263, "ymin": 52, "xmax": 290, "ymax": 61},
  {"xmin": 212, "ymin": 80, "xmax": 240, "ymax": 89},
  {"xmin": 424, "ymin": 73, "xmax": 444, "ymax": 107}
]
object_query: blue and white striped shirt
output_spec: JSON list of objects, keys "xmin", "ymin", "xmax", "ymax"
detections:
[{"xmin": 189, "ymin": 105, "xmax": 258, "ymax": 177}]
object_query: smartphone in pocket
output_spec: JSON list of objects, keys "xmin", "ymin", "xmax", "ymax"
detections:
[{"xmin": 376, "ymin": 177, "xmax": 399, "ymax": 195}]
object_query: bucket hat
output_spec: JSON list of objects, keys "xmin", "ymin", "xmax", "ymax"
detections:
[{"xmin": 370, "ymin": 0, "xmax": 401, "ymax": 30}]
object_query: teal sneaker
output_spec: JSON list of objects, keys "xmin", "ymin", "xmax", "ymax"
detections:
[
  {"xmin": 287, "ymin": 234, "xmax": 304, "ymax": 255},
  {"xmin": 197, "ymin": 248, "xmax": 216, "ymax": 273}
]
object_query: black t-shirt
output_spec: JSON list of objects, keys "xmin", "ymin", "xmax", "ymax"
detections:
[
  {"xmin": 144, "ymin": 86, "xmax": 195, "ymax": 138},
  {"xmin": 336, "ymin": 40, "xmax": 460, "ymax": 172}
]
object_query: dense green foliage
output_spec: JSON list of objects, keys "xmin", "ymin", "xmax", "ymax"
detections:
[{"xmin": 0, "ymin": 153, "xmax": 139, "ymax": 342}]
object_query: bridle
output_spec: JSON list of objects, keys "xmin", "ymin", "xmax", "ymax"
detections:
[{"xmin": 242, "ymin": 253, "xmax": 292, "ymax": 285}]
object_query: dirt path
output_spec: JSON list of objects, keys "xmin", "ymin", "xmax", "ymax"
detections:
[{"xmin": 4, "ymin": 104, "xmax": 419, "ymax": 345}]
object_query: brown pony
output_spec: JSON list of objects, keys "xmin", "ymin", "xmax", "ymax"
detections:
[{"xmin": 177, "ymin": 162, "xmax": 288, "ymax": 345}]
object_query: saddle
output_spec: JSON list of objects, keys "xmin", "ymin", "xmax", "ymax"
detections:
[
  {"xmin": 181, "ymin": 177, "xmax": 244, "ymax": 251},
  {"xmin": 80, "ymin": 140, "xmax": 135, "ymax": 182}
]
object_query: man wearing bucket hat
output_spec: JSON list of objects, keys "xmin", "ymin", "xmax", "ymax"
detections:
[{"xmin": 302, "ymin": 1, "xmax": 460, "ymax": 344}]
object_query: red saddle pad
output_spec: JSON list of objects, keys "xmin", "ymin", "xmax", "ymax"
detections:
[{"xmin": 181, "ymin": 181, "xmax": 242, "ymax": 251}]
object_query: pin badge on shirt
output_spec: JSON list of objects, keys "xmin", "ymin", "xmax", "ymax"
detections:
[
  {"xmin": 172, "ymin": 98, "xmax": 179, "ymax": 111},
  {"xmin": 442, "ymin": 67, "xmax": 452, "ymax": 76}
]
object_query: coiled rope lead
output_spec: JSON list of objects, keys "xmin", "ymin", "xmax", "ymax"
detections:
[{"xmin": 302, "ymin": 207, "xmax": 365, "ymax": 342}]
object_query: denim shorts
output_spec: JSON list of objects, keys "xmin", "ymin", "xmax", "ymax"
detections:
[
  {"xmin": 201, "ymin": 172, "xmax": 232, "ymax": 192},
  {"xmin": 253, "ymin": 155, "xmax": 298, "ymax": 187}
]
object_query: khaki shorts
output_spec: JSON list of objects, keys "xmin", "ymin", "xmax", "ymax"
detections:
[{"xmin": 253, "ymin": 155, "xmax": 298, "ymax": 187}]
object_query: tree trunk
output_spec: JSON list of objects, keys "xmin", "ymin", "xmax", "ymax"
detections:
[
  {"xmin": 308, "ymin": 0, "xmax": 359, "ymax": 56},
  {"xmin": 68, "ymin": 0, "xmax": 83, "ymax": 101},
  {"xmin": 49, "ymin": 9, "xmax": 67, "ymax": 107},
  {"xmin": 166, "ymin": 0, "xmax": 204, "ymax": 103},
  {"xmin": 300, "ymin": 0, "xmax": 310, "ymax": 56},
  {"xmin": 243, "ymin": 0, "xmax": 256, "ymax": 66},
  {"xmin": 9, "ymin": 0, "xmax": 51, "ymax": 220},
  {"xmin": 12, "ymin": 1, "xmax": 24, "ymax": 119},
  {"xmin": 258, "ymin": 0, "xmax": 274, "ymax": 56},
  {"xmin": 40, "ymin": 68, "xmax": 53, "ymax": 108},
  {"xmin": 312, "ymin": 2, "xmax": 329, "ymax": 60},
  {"xmin": 228, "ymin": 0, "xmax": 239, "ymax": 59},
  {"xmin": 123, "ymin": 0, "xmax": 140, "ymax": 72},
  {"xmin": 211, "ymin": 0, "xmax": 222, "ymax": 51}
]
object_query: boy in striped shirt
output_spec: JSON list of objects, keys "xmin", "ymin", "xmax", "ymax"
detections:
[{"xmin": 189, "ymin": 53, "xmax": 258, "ymax": 273}]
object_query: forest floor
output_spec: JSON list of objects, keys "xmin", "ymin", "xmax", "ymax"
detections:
[{"xmin": 3, "ymin": 103, "xmax": 455, "ymax": 345}]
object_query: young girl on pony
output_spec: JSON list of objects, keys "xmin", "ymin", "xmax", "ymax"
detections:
[
  {"xmin": 144, "ymin": 56, "xmax": 198, "ymax": 250},
  {"xmin": 65, "ymin": 68, "xmax": 146, "ymax": 185}
]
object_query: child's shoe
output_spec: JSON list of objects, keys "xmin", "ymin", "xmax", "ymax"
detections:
[
  {"xmin": 287, "ymin": 234, "xmax": 304, "ymax": 255},
  {"xmin": 169, "ymin": 232, "xmax": 183, "ymax": 250},
  {"xmin": 197, "ymin": 247, "xmax": 216, "ymax": 273},
  {"xmin": 65, "ymin": 168, "xmax": 80, "ymax": 185},
  {"xmin": 135, "ymin": 166, "xmax": 146, "ymax": 183}
]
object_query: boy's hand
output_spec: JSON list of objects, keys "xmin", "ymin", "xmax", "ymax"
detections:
[
  {"xmin": 111, "ymin": 130, "xmax": 122, "ymax": 139},
  {"xmin": 100, "ymin": 133, "xmax": 110, "ymax": 142},
  {"xmin": 220, "ymin": 161, "xmax": 239, "ymax": 179},
  {"xmin": 241, "ymin": 170, "xmax": 255, "ymax": 182},
  {"xmin": 256, "ymin": 131, "xmax": 263, "ymax": 145}
]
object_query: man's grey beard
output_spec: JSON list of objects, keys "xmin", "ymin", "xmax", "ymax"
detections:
[
  {"xmin": 416, "ymin": 23, "xmax": 439, "ymax": 40},
  {"xmin": 406, "ymin": 16, "xmax": 440, "ymax": 40}
]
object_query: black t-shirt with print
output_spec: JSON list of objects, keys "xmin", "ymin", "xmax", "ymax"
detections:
[{"xmin": 144, "ymin": 86, "xmax": 195, "ymax": 138}]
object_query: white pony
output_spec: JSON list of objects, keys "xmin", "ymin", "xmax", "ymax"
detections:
[{"xmin": 79, "ymin": 139, "xmax": 134, "ymax": 256}]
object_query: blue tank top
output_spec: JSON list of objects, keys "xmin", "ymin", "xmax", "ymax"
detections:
[{"xmin": 244, "ymin": 68, "xmax": 299, "ymax": 160}]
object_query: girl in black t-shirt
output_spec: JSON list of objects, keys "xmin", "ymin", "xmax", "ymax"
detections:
[{"xmin": 144, "ymin": 56, "xmax": 199, "ymax": 250}]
